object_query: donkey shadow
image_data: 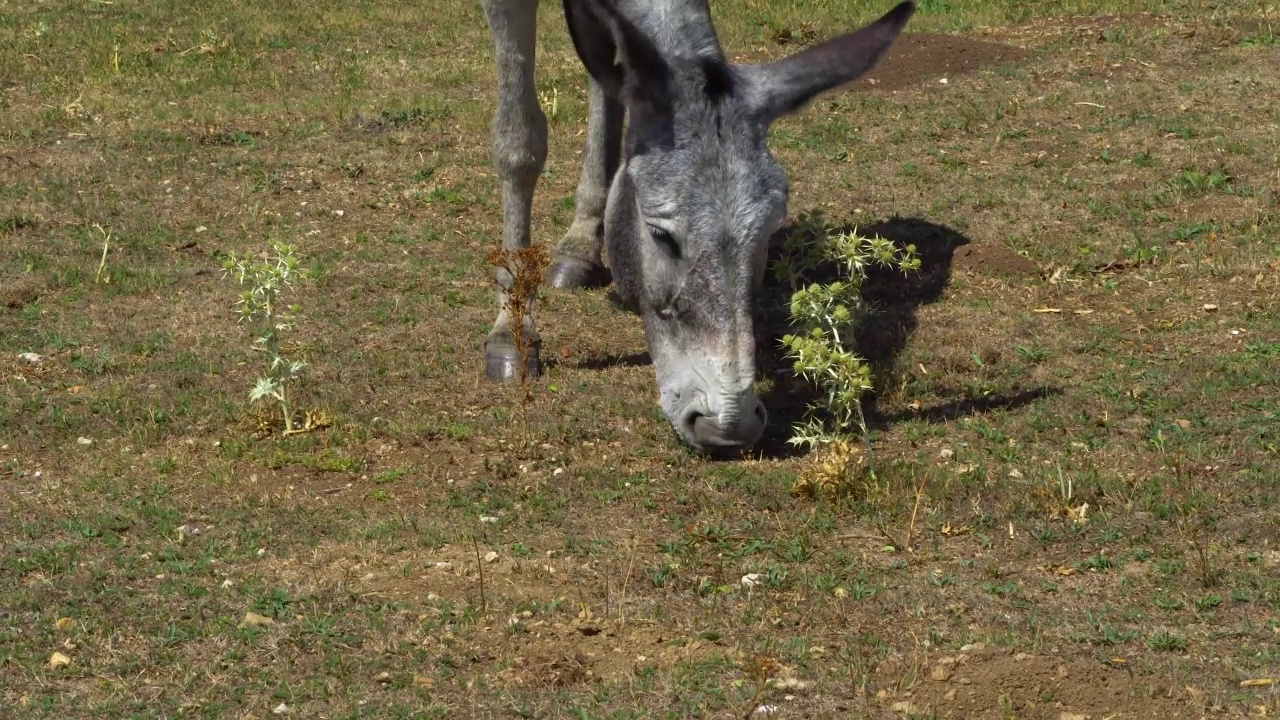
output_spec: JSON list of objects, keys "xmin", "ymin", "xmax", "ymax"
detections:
[
  {"xmin": 573, "ymin": 213, "xmax": 1056, "ymax": 458},
  {"xmin": 752, "ymin": 214, "xmax": 1053, "ymax": 459}
]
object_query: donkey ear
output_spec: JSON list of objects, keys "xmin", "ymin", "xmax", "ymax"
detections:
[
  {"xmin": 743, "ymin": 1, "xmax": 915, "ymax": 123},
  {"xmin": 563, "ymin": 0, "xmax": 674, "ymax": 121}
]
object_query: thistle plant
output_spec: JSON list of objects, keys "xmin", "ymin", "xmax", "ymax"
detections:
[
  {"xmin": 223, "ymin": 240, "xmax": 310, "ymax": 434},
  {"xmin": 777, "ymin": 212, "xmax": 919, "ymax": 494}
]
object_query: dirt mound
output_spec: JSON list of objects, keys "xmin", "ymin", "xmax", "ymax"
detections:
[
  {"xmin": 953, "ymin": 242, "xmax": 1042, "ymax": 280},
  {"xmin": 876, "ymin": 646, "xmax": 1205, "ymax": 719},
  {"xmin": 853, "ymin": 32, "xmax": 1028, "ymax": 92},
  {"xmin": 494, "ymin": 618, "xmax": 728, "ymax": 686}
]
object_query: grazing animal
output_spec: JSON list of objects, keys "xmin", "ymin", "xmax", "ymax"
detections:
[{"xmin": 480, "ymin": 0, "xmax": 915, "ymax": 452}]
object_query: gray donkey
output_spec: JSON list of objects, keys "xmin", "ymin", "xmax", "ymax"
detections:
[{"xmin": 480, "ymin": 0, "xmax": 915, "ymax": 452}]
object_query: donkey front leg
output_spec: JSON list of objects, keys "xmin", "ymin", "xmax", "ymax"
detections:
[
  {"xmin": 545, "ymin": 76, "xmax": 623, "ymax": 289},
  {"xmin": 482, "ymin": 0, "xmax": 547, "ymax": 381}
]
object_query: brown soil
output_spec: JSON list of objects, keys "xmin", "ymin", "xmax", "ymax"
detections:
[
  {"xmin": 853, "ymin": 32, "xmax": 1028, "ymax": 92},
  {"xmin": 875, "ymin": 645, "xmax": 1205, "ymax": 719},
  {"xmin": 953, "ymin": 242, "xmax": 1043, "ymax": 280},
  {"xmin": 735, "ymin": 30, "xmax": 1027, "ymax": 93}
]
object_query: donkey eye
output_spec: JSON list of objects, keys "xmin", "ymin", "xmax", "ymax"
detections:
[{"xmin": 648, "ymin": 225, "xmax": 681, "ymax": 260}]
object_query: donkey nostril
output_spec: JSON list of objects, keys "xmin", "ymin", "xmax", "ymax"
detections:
[
  {"xmin": 682, "ymin": 408, "xmax": 706, "ymax": 436},
  {"xmin": 753, "ymin": 402, "xmax": 767, "ymax": 425}
]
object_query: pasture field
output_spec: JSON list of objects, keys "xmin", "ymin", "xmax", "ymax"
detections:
[{"xmin": 2, "ymin": 0, "xmax": 1279, "ymax": 717}]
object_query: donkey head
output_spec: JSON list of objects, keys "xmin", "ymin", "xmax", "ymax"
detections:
[{"xmin": 563, "ymin": 0, "xmax": 915, "ymax": 453}]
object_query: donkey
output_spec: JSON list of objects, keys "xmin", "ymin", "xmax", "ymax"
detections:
[{"xmin": 479, "ymin": 0, "xmax": 915, "ymax": 452}]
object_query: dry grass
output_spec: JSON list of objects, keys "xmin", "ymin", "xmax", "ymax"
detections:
[{"xmin": 2, "ymin": 0, "xmax": 1279, "ymax": 718}]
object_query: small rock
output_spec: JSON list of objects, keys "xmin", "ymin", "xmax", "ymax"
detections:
[
  {"xmin": 18, "ymin": 352, "xmax": 44, "ymax": 364},
  {"xmin": 1203, "ymin": 303, "xmax": 1219, "ymax": 312},
  {"xmin": 931, "ymin": 665, "xmax": 952, "ymax": 682},
  {"xmin": 1175, "ymin": 419, "xmax": 1192, "ymax": 430},
  {"xmin": 1015, "ymin": 652, "xmax": 1034, "ymax": 661},
  {"xmin": 939, "ymin": 448, "xmax": 954, "ymax": 460},
  {"xmin": 375, "ymin": 671, "xmax": 392, "ymax": 684},
  {"xmin": 48, "ymin": 652, "xmax": 71, "ymax": 669},
  {"xmin": 479, "ymin": 515, "xmax": 499, "ymax": 524},
  {"xmin": 740, "ymin": 573, "xmax": 761, "ymax": 589},
  {"xmin": 552, "ymin": 467, "xmax": 566, "ymax": 478},
  {"xmin": 960, "ymin": 643, "xmax": 985, "ymax": 653},
  {"xmin": 434, "ymin": 561, "xmax": 453, "ymax": 570},
  {"xmin": 77, "ymin": 437, "xmax": 93, "ymax": 446},
  {"xmin": 1059, "ymin": 713, "xmax": 1087, "ymax": 720},
  {"xmin": 221, "ymin": 578, "xmax": 234, "ymax": 589},
  {"xmin": 484, "ymin": 551, "xmax": 499, "ymax": 564},
  {"xmin": 753, "ymin": 705, "xmax": 780, "ymax": 715},
  {"xmin": 939, "ymin": 77, "xmax": 949, "ymax": 84},
  {"xmin": 241, "ymin": 611, "xmax": 274, "ymax": 627},
  {"xmin": 272, "ymin": 702, "xmax": 290, "ymax": 715},
  {"xmin": 1008, "ymin": 468, "xmax": 1024, "ymax": 479},
  {"xmin": 412, "ymin": 674, "xmax": 435, "ymax": 688},
  {"xmin": 944, "ymin": 689, "xmax": 957, "ymax": 701},
  {"xmin": 891, "ymin": 701, "xmax": 920, "ymax": 714}
]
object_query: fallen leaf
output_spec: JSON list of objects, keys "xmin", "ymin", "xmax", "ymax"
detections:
[
  {"xmin": 66, "ymin": 385, "xmax": 86, "ymax": 394},
  {"xmin": 1033, "ymin": 307, "xmax": 1063, "ymax": 313},
  {"xmin": 55, "ymin": 617, "xmax": 74, "ymax": 631},
  {"xmin": 413, "ymin": 674, "xmax": 435, "ymax": 688},
  {"xmin": 1203, "ymin": 303, "xmax": 1219, "ymax": 311},
  {"xmin": 272, "ymin": 702, "xmax": 290, "ymax": 715},
  {"xmin": 241, "ymin": 611, "xmax": 274, "ymax": 627},
  {"xmin": 1240, "ymin": 678, "xmax": 1273, "ymax": 688},
  {"xmin": 48, "ymin": 652, "xmax": 71, "ymax": 669},
  {"xmin": 1176, "ymin": 419, "xmax": 1192, "ymax": 430}
]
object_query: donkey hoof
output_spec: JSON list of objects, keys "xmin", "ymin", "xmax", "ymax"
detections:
[
  {"xmin": 546, "ymin": 258, "xmax": 610, "ymax": 290},
  {"xmin": 484, "ymin": 341, "xmax": 542, "ymax": 382}
]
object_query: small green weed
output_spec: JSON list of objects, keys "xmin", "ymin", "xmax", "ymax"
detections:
[{"xmin": 223, "ymin": 240, "xmax": 317, "ymax": 434}]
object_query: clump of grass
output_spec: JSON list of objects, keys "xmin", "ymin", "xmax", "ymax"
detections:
[
  {"xmin": 775, "ymin": 212, "xmax": 919, "ymax": 497},
  {"xmin": 223, "ymin": 239, "xmax": 313, "ymax": 434}
]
